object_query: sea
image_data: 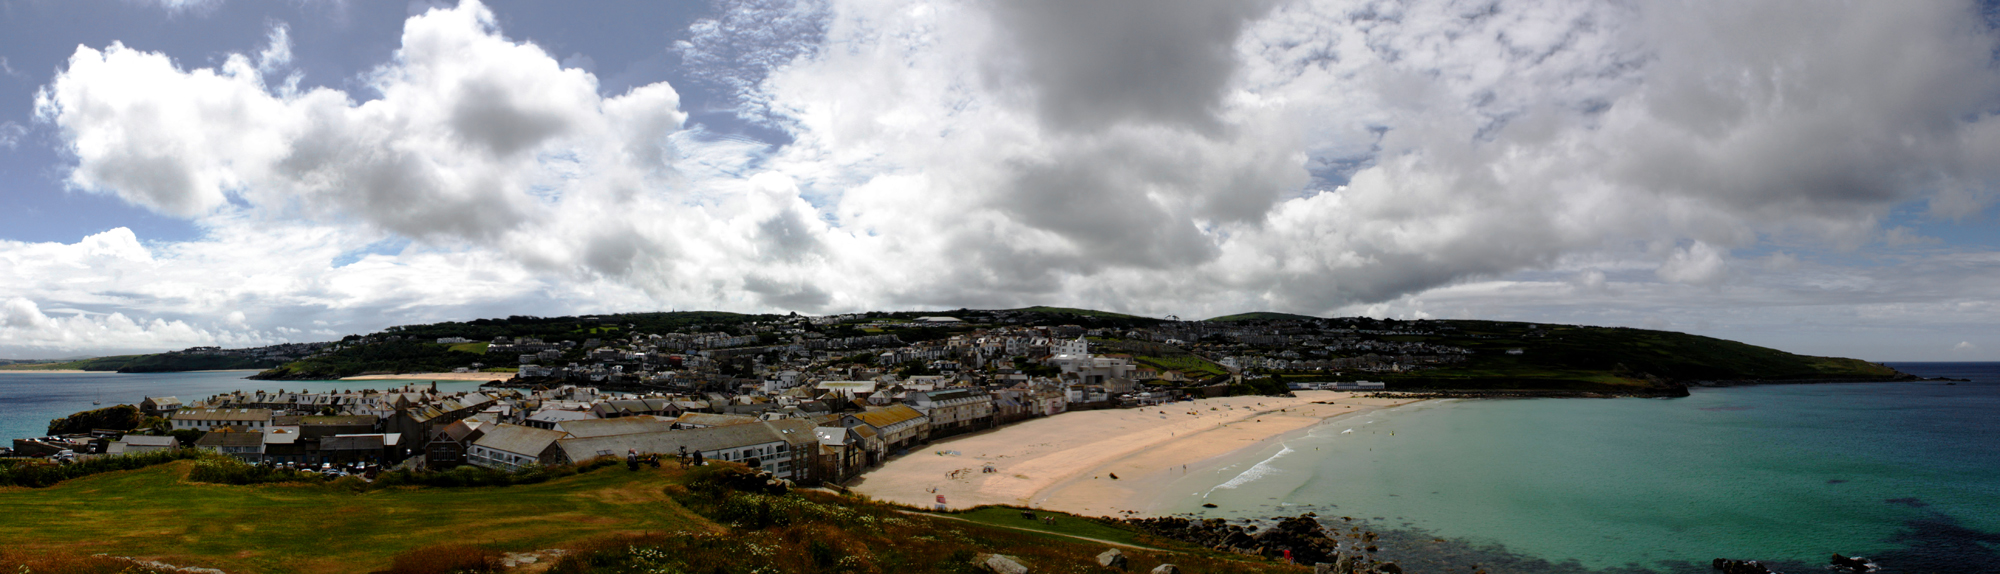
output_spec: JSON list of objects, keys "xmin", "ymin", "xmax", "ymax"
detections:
[
  {"xmin": 0, "ymin": 370, "xmax": 491, "ymax": 443},
  {"xmin": 6, "ymin": 365, "xmax": 1996, "ymax": 572},
  {"xmin": 1158, "ymin": 362, "xmax": 2000, "ymax": 574}
]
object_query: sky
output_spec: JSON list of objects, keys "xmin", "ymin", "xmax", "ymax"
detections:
[{"xmin": 1, "ymin": 0, "xmax": 1998, "ymax": 361}]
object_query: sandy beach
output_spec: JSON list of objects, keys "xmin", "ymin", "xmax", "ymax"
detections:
[
  {"xmin": 847, "ymin": 391, "xmax": 1421, "ymax": 517},
  {"xmin": 337, "ymin": 372, "xmax": 515, "ymax": 381}
]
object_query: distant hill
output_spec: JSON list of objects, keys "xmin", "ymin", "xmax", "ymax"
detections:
[
  {"xmin": 0, "ymin": 354, "xmax": 277, "ymax": 373},
  {"xmin": 20, "ymin": 306, "xmax": 1904, "ymax": 393},
  {"xmin": 1206, "ymin": 311, "xmax": 1321, "ymax": 322},
  {"xmin": 1005, "ymin": 306, "xmax": 1156, "ymax": 320}
]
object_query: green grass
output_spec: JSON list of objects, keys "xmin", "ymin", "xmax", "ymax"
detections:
[
  {"xmin": 1134, "ymin": 355, "xmax": 1229, "ymax": 379},
  {"xmin": 4, "ymin": 461, "xmax": 1310, "ymax": 574},
  {"xmin": 0, "ymin": 461, "xmax": 707, "ymax": 574},
  {"xmin": 945, "ymin": 506, "xmax": 1151, "ymax": 547},
  {"xmin": 445, "ymin": 342, "xmax": 489, "ymax": 354}
]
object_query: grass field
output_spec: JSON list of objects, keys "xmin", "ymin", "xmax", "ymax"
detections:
[
  {"xmin": 2, "ymin": 461, "xmax": 1309, "ymax": 574},
  {"xmin": 943, "ymin": 506, "xmax": 1152, "ymax": 547},
  {"xmin": 0, "ymin": 461, "xmax": 707, "ymax": 574},
  {"xmin": 446, "ymin": 342, "xmax": 490, "ymax": 354},
  {"xmin": 1133, "ymin": 354, "xmax": 1229, "ymax": 379}
]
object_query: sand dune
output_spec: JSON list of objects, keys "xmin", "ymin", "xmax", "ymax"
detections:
[{"xmin": 846, "ymin": 391, "xmax": 1420, "ymax": 517}]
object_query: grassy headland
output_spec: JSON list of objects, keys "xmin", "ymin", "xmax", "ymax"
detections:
[{"xmin": 0, "ymin": 459, "xmax": 1308, "ymax": 574}]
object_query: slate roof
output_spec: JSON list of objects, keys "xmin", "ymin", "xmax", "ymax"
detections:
[
  {"xmin": 119, "ymin": 435, "xmax": 178, "ymax": 448},
  {"xmin": 196, "ymin": 431, "xmax": 266, "ymax": 447},
  {"xmin": 554, "ymin": 422, "xmax": 791, "ymax": 463},
  {"xmin": 672, "ymin": 412, "xmax": 758, "ymax": 428},
  {"xmin": 527, "ymin": 409, "xmax": 595, "ymax": 424},
  {"xmin": 174, "ymin": 408, "xmax": 274, "ymax": 422},
  {"xmin": 471, "ymin": 424, "xmax": 568, "ymax": 457},
  {"xmin": 272, "ymin": 415, "xmax": 377, "ymax": 427},
  {"xmin": 763, "ymin": 418, "xmax": 818, "ymax": 448},
  {"xmin": 558, "ymin": 416, "xmax": 677, "ymax": 438},
  {"xmin": 439, "ymin": 419, "xmax": 485, "ymax": 443}
]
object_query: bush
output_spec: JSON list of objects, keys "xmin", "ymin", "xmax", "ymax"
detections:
[
  {"xmin": 45, "ymin": 404, "xmax": 143, "ymax": 435},
  {"xmin": 368, "ymin": 458, "xmax": 618, "ymax": 490},
  {"xmin": 0, "ymin": 448, "xmax": 204, "ymax": 488},
  {"xmin": 185, "ymin": 454, "xmax": 327, "ymax": 486},
  {"xmin": 376, "ymin": 544, "xmax": 502, "ymax": 574}
]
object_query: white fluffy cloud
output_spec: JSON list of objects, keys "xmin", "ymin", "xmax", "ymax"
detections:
[{"xmin": 14, "ymin": 0, "xmax": 2000, "ymax": 358}]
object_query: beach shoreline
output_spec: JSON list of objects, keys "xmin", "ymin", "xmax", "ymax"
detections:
[
  {"xmin": 336, "ymin": 372, "xmax": 515, "ymax": 381},
  {"xmin": 846, "ymin": 391, "xmax": 1423, "ymax": 518}
]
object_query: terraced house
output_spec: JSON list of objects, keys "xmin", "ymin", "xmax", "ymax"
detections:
[
  {"xmin": 904, "ymin": 389, "xmax": 994, "ymax": 437},
  {"xmin": 171, "ymin": 408, "xmax": 273, "ymax": 431},
  {"xmin": 839, "ymin": 404, "xmax": 930, "ymax": 452}
]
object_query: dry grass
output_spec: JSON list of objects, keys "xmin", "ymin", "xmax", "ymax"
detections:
[
  {"xmin": 0, "ymin": 550, "xmax": 173, "ymax": 574},
  {"xmin": 377, "ymin": 544, "xmax": 504, "ymax": 574}
]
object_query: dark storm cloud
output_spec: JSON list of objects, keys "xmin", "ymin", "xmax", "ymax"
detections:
[{"xmin": 984, "ymin": 0, "xmax": 1277, "ymax": 135}]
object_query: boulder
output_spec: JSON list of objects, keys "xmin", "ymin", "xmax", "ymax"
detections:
[
  {"xmin": 1096, "ymin": 549, "xmax": 1128, "ymax": 570},
  {"xmin": 1150, "ymin": 565, "xmax": 1181, "ymax": 574},
  {"xmin": 981, "ymin": 553, "xmax": 1028, "ymax": 574}
]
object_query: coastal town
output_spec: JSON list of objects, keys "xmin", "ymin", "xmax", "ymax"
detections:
[
  {"xmin": 0, "ymin": 309, "xmax": 1931, "ymax": 573},
  {"xmin": 10, "ymin": 311, "xmax": 1431, "ymax": 488}
]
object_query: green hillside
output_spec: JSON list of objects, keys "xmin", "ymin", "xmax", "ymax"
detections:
[
  {"xmin": 1319, "ymin": 320, "xmax": 1904, "ymax": 391},
  {"xmin": 1206, "ymin": 311, "xmax": 1321, "ymax": 322},
  {"xmin": 252, "ymin": 340, "xmax": 495, "ymax": 380},
  {"xmin": 1006, "ymin": 306, "xmax": 1156, "ymax": 320},
  {"xmin": 0, "ymin": 354, "xmax": 276, "ymax": 373}
]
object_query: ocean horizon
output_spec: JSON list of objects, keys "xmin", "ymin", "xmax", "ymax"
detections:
[{"xmin": 1154, "ymin": 362, "xmax": 2000, "ymax": 574}]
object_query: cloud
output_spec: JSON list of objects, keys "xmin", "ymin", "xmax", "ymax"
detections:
[
  {"xmin": 0, "ymin": 121, "xmax": 25, "ymax": 149},
  {"xmin": 16, "ymin": 0, "xmax": 2000, "ymax": 358},
  {"xmin": 1656, "ymin": 242, "xmax": 1727, "ymax": 285},
  {"xmin": 257, "ymin": 22, "xmax": 294, "ymax": 74},
  {"xmin": 129, "ymin": 0, "xmax": 226, "ymax": 14}
]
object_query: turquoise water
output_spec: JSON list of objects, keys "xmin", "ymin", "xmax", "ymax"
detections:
[
  {"xmin": 0, "ymin": 371, "xmax": 491, "ymax": 442},
  {"xmin": 1161, "ymin": 365, "xmax": 2000, "ymax": 573}
]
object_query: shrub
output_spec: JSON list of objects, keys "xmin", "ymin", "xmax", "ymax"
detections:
[
  {"xmin": 0, "ymin": 448, "xmax": 205, "ymax": 488},
  {"xmin": 184, "ymin": 454, "xmax": 326, "ymax": 486}
]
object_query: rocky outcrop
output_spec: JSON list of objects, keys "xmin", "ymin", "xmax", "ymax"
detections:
[
  {"xmin": 1148, "ymin": 565, "xmax": 1180, "ymax": 574},
  {"xmin": 1829, "ymin": 553, "xmax": 1877, "ymax": 573},
  {"xmin": 1711, "ymin": 558, "xmax": 1776, "ymax": 574},
  {"xmin": 1118, "ymin": 513, "xmax": 1400, "ymax": 573}
]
